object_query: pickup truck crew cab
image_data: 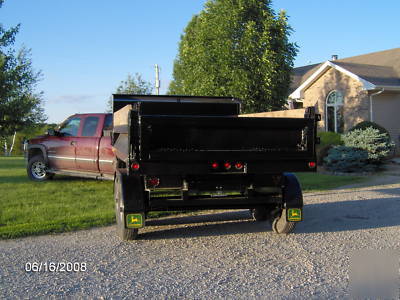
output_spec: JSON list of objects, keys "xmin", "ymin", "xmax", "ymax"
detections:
[
  {"xmin": 112, "ymin": 94, "xmax": 320, "ymax": 240},
  {"xmin": 26, "ymin": 113, "xmax": 114, "ymax": 181}
]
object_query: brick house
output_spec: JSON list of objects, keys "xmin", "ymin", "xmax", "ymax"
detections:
[{"xmin": 246, "ymin": 48, "xmax": 400, "ymax": 153}]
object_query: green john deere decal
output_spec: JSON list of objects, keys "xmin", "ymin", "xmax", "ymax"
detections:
[
  {"xmin": 126, "ymin": 214, "xmax": 144, "ymax": 228},
  {"xmin": 287, "ymin": 208, "xmax": 302, "ymax": 222}
]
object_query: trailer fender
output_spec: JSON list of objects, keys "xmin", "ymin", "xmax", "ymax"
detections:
[{"xmin": 282, "ymin": 173, "xmax": 303, "ymax": 208}]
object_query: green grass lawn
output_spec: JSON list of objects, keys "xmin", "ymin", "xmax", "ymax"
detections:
[
  {"xmin": 0, "ymin": 157, "xmax": 366, "ymax": 239},
  {"xmin": 295, "ymin": 172, "xmax": 365, "ymax": 192},
  {"xmin": 0, "ymin": 157, "xmax": 114, "ymax": 239}
]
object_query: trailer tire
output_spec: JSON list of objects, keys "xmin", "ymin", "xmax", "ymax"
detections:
[
  {"xmin": 250, "ymin": 207, "xmax": 269, "ymax": 221},
  {"xmin": 115, "ymin": 176, "xmax": 138, "ymax": 241},
  {"xmin": 271, "ymin": 209, "xmax": 296, "ymax": 234}
]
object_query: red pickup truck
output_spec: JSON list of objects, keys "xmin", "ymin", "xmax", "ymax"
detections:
[{"xmin": 26, "ymin": 113, "xmax": 114, "ymax": 181}]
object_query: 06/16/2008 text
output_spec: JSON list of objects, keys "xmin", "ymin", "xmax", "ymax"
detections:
[{"xmin": 25, "ymin": 262, "xmax": 87, "ymax": 272}]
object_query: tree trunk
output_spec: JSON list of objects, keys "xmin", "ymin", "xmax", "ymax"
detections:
[
  {"xmin": 9, "ymin": 131, "xmax": 16, "ymax": 155},
  {"xmin": 3, "ymin": 139, "xmax": 7, "ymax": 156}
]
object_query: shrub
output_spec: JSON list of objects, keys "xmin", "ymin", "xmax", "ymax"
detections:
[
  {"xmin": 318, "ymin": 131, "xmax": 344, "ymax": 147},
  {"xmin": 316, "ymin": 132, "xmax": 343, "ymax": 165},
  {"xmin": 349, "ymin": 121, "xmax": 390, "ymax": 138},
  {"xmin": 342, "ymin": 127, "xmax": 395, "ymax": 164},
  {"xmin": 324, "ymin": 146, "xmax": 370, "ymax": 172},
  {"xmin": 316, "ymin": 145, "xmax": 332, "ymax": 166}
]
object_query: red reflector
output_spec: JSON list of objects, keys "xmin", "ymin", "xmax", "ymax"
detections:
[
  {"xmin": 308, "ymin": 162, "xmax": 316, "ymax": 168},
  {"xmin": 235, "ymin": 162, "xmax": 243, "ymax": 170},
  {"xmin": 147, "ymin": 177, "xmax": 160, "ymax": 187},
  {"xmin": 211, "ymin": 162, "xmax": 219, "ymax": 169},
  {"xmin": 132, "ymin": 163, "xmax": 140, "ymax": 170},
  {"xmin": 224, "ymin": 162, "xmax": 231, "ymax": 170}
]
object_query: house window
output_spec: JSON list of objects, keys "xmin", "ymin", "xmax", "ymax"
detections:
[{"xmin": 326, "ymin": 90, "xmax": 344, "ymax": 133}]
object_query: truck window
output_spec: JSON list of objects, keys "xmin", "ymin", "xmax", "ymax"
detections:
[
  {"xmin": 82, "ymin": 116, "xmax": 99, "ymax": 137},
  {"xmin": 59, "ymin": 117, "xmax": 81, "ymax": 137},
  {"xmin": 104, "ymin": 114, "xmax": 113, "ymax": 130}
]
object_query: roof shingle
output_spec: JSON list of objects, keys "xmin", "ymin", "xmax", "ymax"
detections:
[{"xmin": 291, "ymin": 47, "xmax": 400, "ymax": 89}]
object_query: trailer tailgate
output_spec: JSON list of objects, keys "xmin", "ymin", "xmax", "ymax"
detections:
[{"xmin": 139, "ymin": 115, "xmax": 315, "ymax": 162}]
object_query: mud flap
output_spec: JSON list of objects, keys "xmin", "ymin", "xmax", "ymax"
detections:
[
  {"xmin": 115, "ymin": 172, "xmax": 146, "ymax": 213},
  {"xmin": 282, "ymin": 173, "xmax": 303, "ymax": 221}
]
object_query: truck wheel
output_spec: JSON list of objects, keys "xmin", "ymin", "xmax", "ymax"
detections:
[
  {"xmin": 250, "ymin": 207, "xmax": 269, "ymax": 221},
  {"xmin": 114, "ymin": 176, "xmax": 138, "ymax": 241},
  {"xmin": 27, "ymin": 155, "xmax": 53, "ymax": 182},
  {"xmin": 271, "ymin": 209, "xmax": 296, "ymax": 234}
]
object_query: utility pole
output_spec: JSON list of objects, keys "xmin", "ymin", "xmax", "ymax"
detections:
[{"xmin": 155, "ymin": 64, "xmax": 160, "ymax": 95}]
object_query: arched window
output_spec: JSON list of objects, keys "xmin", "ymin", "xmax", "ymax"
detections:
[{"xmin": 326, "ymin": 91, "xmax": 344, "ymax": 133}]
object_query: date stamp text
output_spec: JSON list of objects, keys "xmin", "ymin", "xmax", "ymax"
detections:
[{"xmin": 25, "ymin": 262, "xmax": 87, "ymax": 272}]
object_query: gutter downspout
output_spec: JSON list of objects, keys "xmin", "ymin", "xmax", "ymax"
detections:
[{"xmin": 369, "ymin": 88, "xmax": 384, "ymax": 122}]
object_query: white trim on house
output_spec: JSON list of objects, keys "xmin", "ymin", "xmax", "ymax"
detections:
[
  {"xmin": 374, "ymin": 85, "xmax": 400, "ymax": 91},
  {"xmin": 289, "ymin": 61, "xmax": 376, "ymax": 100}
]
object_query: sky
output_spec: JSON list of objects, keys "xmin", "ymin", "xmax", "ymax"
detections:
[{"xmin": 1, "ymin": 0, "xmax": 399, "ymax": 123}]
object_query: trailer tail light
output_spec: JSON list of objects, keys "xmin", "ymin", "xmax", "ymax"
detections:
[
  {"xmin": 131, "ymin": 163, "xmax": 140, "ymax": 171},
  {"xmin": 146, "ymin": 177, "xmax": 160, "ymax": 188},
  {"xmin": 235, "ymin": 162, "xmax": 243, "ymax": 170},
  {"xmin": 211, "ymin": 162, "xmax": 219, "ymax": 169},
  {"xmin": 224, "ymin": 162, "xmax": 231, "ymax": 170},
  {"xmin": 308, "ymin": 161, "xmax": 316, "ymax": 169}
]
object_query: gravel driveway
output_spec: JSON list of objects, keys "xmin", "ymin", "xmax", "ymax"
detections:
[{"xmin": 1, "ymin": 178, "xmax": 400, "ymax": 299}]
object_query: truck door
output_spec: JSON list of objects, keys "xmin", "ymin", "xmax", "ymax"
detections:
[
  {"xmin": 98, "ymin": 114, "xmax": 114, "ymax": 174},
  {"xmin": 47, "ymin": 116, "xmax": 81, "ymax": 170},
  {"xmin": 75, "ymin": 115, "xmax": 101, "ymax": 172}
]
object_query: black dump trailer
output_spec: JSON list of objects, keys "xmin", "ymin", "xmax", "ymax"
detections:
[{"xmin": 112, "ymin": 94, "xmax": 320, "ymax": 240}]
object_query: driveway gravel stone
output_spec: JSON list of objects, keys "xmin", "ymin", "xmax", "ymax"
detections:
[{"xmin": 1, "ymin": 180, "xmax": 400, "ymax": 298}]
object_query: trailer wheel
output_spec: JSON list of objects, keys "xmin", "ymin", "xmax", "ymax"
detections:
[
  {"xmin": 271, "ymin": 209, "xmax": 296, "ymax": 234},
  {"xmin": 250, "ymin": 207, "xmax": 269, "ymax": 221},
  {"xmin": 114, "ymin": 176, "xmax": 138, "ymax": 241}
]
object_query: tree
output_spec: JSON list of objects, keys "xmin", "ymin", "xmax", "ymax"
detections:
[
  {"xmin": 0, "ymin": 0, "xmax": 46, "ymax": 154},
  {"xmin": 107, "ymin": 73, "xmax": 153, "ymax": 112},
  {"xmin": 168, "ymin": 0, "xmax": 298, "ymax": 113},
  {"xmin": 5, "ymin": 123, "xmax": 56, "ymax": 156}
]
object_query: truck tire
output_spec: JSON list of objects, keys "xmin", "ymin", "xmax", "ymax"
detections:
[
  {"xmin": 271, "ymin": 209, "xmax": 296, "ymax": 234},
  {"xmin": 250, "ymin": 207, "xmax": 269, "ymax": 221},
  {"xmin": 27, "ymin": 155, "xmax": 53, "ymax": 182},
  {"xmin": 114, "ymin": 176, "xmax": 138, "ymax": 241}
]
